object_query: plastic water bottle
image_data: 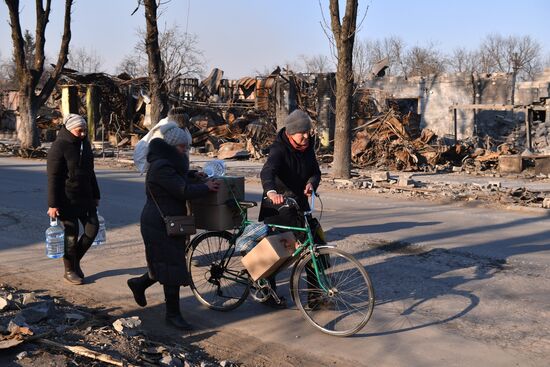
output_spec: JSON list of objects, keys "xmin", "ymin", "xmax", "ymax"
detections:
[
  {"xmin": 203, "ymin": 160, "xmax": 226, "ymax": 177},
  {"xmin": 45, "ymin": 218, "xmax": 64, "ymax": 259},
  {"xmin": 93, "ymin": 212, "xmax": 106, "ymax": 246}
]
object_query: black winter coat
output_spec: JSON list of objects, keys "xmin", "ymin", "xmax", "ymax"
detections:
[
  {"xmin": 259, "ymin": 128, "xmax": 321, "ymax": 224},
  {"xmin": 47, "ymin": 126, "xmax": 100, "ymax": 209},
  {"xmin": 140, "ymin": 138, "xmax": 210, "ymax": 286}
]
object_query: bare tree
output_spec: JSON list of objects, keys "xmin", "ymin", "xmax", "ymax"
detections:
[
  {"xmin": 137, "ymin": 25, "xmax": 204, "ymax": 80},
  {"xmin": 353, "ymin": 36, "xmax": 407, "ymax": 82},
  {"xmin": 299, "ymin": 54, "xmax": 333, "ymax": 73},
  {"xmin": 5, "ymin": 0, "xmax": 73, "ymax": 150},
  {"xmin": 480, "ymin": 34, "xmax": 542, "ymax": 80},
  {"xmin": 119, "ymin": 24, "xmax": 204, "ymax": 81},
  {"xmin": 67, "ymin": 46, "xmax": 104, "ymax": 73},
  {"xmin": 132, "ymin": 0, "xmax": 169, "ymax": 126},
  {"xmin": 448, "ymin": 47, "xmax": 480, "ymax": 73},
  {"xmin": 403, "ymin": 42, "xmax": 447, "ymax": 78},
  {"xmin": 0, "ymin": 50, "xmax": 13, "ymax": 83},
  {"xmin": 328, "ymin": 0, "xmax": 359, "ymax": 179},
  {"xmin": 352, "ymin": 39, "xmax": 372, "ymax": 85},
  {"xmin": 116, "ymin": 54, "xmax": 141, "ymax": 77},
  {"xmin": 480, "ymin": 34, "xmax": 543, "ymax": 103}
]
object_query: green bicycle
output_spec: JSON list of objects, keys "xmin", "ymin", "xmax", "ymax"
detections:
[{"xmin": 186, "ymin": 194, "xmax": 375, "ymax": 336}]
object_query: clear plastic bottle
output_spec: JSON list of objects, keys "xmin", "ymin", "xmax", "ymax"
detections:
[
  {"xmin": 203, "ymin": 159, "xmax": 226, "ymax": 177},
  {"xmin": 93, "ymin": 212, "xmax": 106, "ymax": 246},
  {"xmin": 45, "ymin": 218, "xmax": 64, "ymax": 259}
]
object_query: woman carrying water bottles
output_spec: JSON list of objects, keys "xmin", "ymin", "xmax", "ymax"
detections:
[{"xmin": 47, "ymin": 114, "xmax": 101, "ymax": 285}]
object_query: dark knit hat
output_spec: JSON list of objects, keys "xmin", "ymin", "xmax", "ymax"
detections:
[
  {"xmin": 285, "ymin": 109, "xmax": 311, "ymax": 134},
  {"xmin": 168, "ymin": 107, "xmax": 190, "ymax": 128},
  {"xmin": 64, "ymin": 113, "xmax": 87, "ymax": 131}
]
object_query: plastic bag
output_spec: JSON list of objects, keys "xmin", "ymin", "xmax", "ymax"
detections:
[
  {"xmin": 236, "ymin": 223, "xmax": 270, "ymax": 254},
  {"xmin": 133, "ymin": 118, "xmax": 191, "ymax": 173}
]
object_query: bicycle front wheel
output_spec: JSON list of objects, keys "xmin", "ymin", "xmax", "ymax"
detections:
[
  {"xmin": 291, "ymin": 247, "xmax": 375, "ymax": 336},
  {"xmin": 187, "ymin": 231, "xmax": 250, "ymax": 311}
]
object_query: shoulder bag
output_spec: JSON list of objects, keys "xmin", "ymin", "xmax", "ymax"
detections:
[{"xmin": 147, "ymin": 185, "xmax": 196, "ymax": 236}]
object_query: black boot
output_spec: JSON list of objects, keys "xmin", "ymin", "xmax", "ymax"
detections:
[
  {"xmin": 63, "ymin": 257, "xmax": 83, "ymax": 285},
  {"xmin": 127, "ymin": 273, "xmax": 156, "ymax": 307},
  {"xmin": 164, "ymin": 285, "xmax": 194, "ymax": 330},
  {"xmin": 75, "ymin": 241, "xmax": 92, "ymax": 279}
]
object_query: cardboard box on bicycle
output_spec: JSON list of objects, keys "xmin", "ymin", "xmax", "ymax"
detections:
[
  {"xmin": 190, "ymin": 176, "xmax": 244, "ymax": 231},
  {"xmin": 191, "ymin": 176, "xmax": 244, "ymax": 206},
  {"xmin": 241, "ymin": 232, "xmax": 297, "ymax": 281},
  {"xmin": 191, "ymin": 202, "xmax": 242, "ymax": 231}
]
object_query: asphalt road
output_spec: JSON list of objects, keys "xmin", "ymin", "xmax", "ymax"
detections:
[{"xmin": 1, "ymin": 156, "xmax": 549, "ymax": 366}]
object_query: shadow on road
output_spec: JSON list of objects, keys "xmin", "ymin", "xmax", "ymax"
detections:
[
  {"xmin": 85, "ymin": 266, "xmax": 147, "ymax": 283},
  {"xmin": 326, "ymin": 221, "xmax": 441, "ymax": 236},
  {"xmin": 2, "ymin": 161, "xmax": 550, "ymax": 340}
]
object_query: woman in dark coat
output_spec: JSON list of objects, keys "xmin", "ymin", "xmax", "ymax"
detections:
[
  {"xmin": 127, "ymin": 122, "xmax": 219, "ymax": 330},
  {"xmin": 47, "ymin": 114, "xmax": 100, "ymax": 285},
  {"xmin": 259, "ymin": 109, "xmax": 321, "ymax": 307}
]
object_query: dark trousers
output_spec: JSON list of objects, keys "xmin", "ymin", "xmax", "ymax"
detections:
[
  {"xmin": 262, "ymin": 207, "xmax": 321, "ymax": 294},
  {"xmin": 60, "ymin": 205, "xmax": 99, "ymax": 260}
]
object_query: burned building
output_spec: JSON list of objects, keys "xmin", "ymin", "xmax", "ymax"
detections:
[{"xmin": 360, "ymin": 68, "xmax": 550, "ymax": 153}]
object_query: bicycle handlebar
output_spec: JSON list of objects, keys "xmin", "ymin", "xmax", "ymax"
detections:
[{"xmin": 270, "ymin": 191, "xmax": 317, "ymax": 214}]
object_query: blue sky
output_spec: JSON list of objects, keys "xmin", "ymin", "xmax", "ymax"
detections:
[{"xmin": 1, "ymin": 0, "xmax": 549, "ymax": 79}]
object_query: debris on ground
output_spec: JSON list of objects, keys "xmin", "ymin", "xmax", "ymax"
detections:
[
  {"xmin": 0, "ymin": 284, "xmax": 239, "ymax": 367},
  {"xmin": 349, "ymin": 108, "xmax": 522, "ymax": 173},
  {"xmin": 324, "ymin": 170, "xmax": 550, "ymax": 209}
]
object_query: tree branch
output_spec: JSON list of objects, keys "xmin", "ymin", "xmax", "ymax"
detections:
[
  {"xmin": 33, "ymin": 0, "xmax": 51, "ymax": 76},
  {"xmin": 5, "ymin": 0, "xmax": 29, "ymax": 80},
  {"xmin": 329, "ymin": 0, "xmax": 342, "ymax": 44},
  {"xmin": 38, "ymin": 0, "xmax": 73, "ymax": 106}
]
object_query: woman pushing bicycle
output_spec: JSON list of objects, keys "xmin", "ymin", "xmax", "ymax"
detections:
[{"xmin": 259, "ymin": 109, "xmax": 322, "ymax": 308}]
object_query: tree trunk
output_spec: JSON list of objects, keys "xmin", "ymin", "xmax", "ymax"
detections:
[
  {"xmin": 17, "ymin": 91, "xmax": 40, "ymax": 149},
  {"xmin": 5, "ymin": 0, "xmax": 73, "ymax": 150},
  {"xmin": 144, "ymin": 0, "xmax": 168, "ymax": 126},
  {"xmin": 333, "ymin": 55, "xmax": 354, "ymax": 178},
  {"xmin": 329, "ymin": 0, "xmax": 358, "ymax": 179}
]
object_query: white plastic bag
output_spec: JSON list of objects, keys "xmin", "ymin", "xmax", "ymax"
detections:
[{"xmin": 133, "ymin": 118, "xmax": 191, "ymax": 173}]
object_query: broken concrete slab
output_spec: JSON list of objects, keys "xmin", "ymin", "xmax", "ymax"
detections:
[
  {"xmin": 113, "ymin": 316, "xmax": 142, "ymax": 337},
  {"xmin": 20, "ymin": 301, "xmax": 55, "ymax": 323},
  {"xmin": 160, "ymin": 354, "xmax": 183, "ymax": 367},
  {"xmin": 0, "ymin": 296, "xmax": 9, "ymax": 311},
  {"xmin": 334, "ymin": 179, "xmax": 354, "ymax": 187},
  {"xmin": 8, "ymin": 315, "xmax": 33, "ymax": 335},
  {"xmin": 371, "ymin": 171, "xmax": 389, "ymax": 182},
  {"xmin": 398, "ymin": 175, "xmax": 414, "ymax": 187},
  {"xmin": 21, "ymin": 292, "xmax": 38, "ymax": 305},
  {"xmin": 499, "ymin": 155, "xmax": 523, "ymax": 174}
]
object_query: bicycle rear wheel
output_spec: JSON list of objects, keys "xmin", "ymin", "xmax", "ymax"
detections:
[
  {"xmin": 291, "ymin": 247, "xmax": 375, "ymax": 336},
  {"xmin": 187, "ymin": 231, "xmax": 250, "ymax": 311}
]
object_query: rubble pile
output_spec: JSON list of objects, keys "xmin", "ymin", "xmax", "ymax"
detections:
[
  {"xmin": 0, "ymin": 141, "xmax": 48, "ymax": 158},
  {"xmin": 350, "ymin": 109, "xmax": 522, "ymax": 172},
  {"xmin": 326, "ymin": 172, "xmax": 550, "ymax": 209},
  {"xmin": 505, "ymin": 119, "xmax": 550, "ymax": 153},
  {"xmin": 0, "ymin": 284, "xmax": 236, "ymax": 367},
  {"xmin": 351, "ymin": 109, "xmax": 467, "ymax": 171}
]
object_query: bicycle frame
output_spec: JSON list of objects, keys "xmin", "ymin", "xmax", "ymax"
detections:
[{"xmin": 233, "ymin": 194, "xmax": 332, "ymax": 293}]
